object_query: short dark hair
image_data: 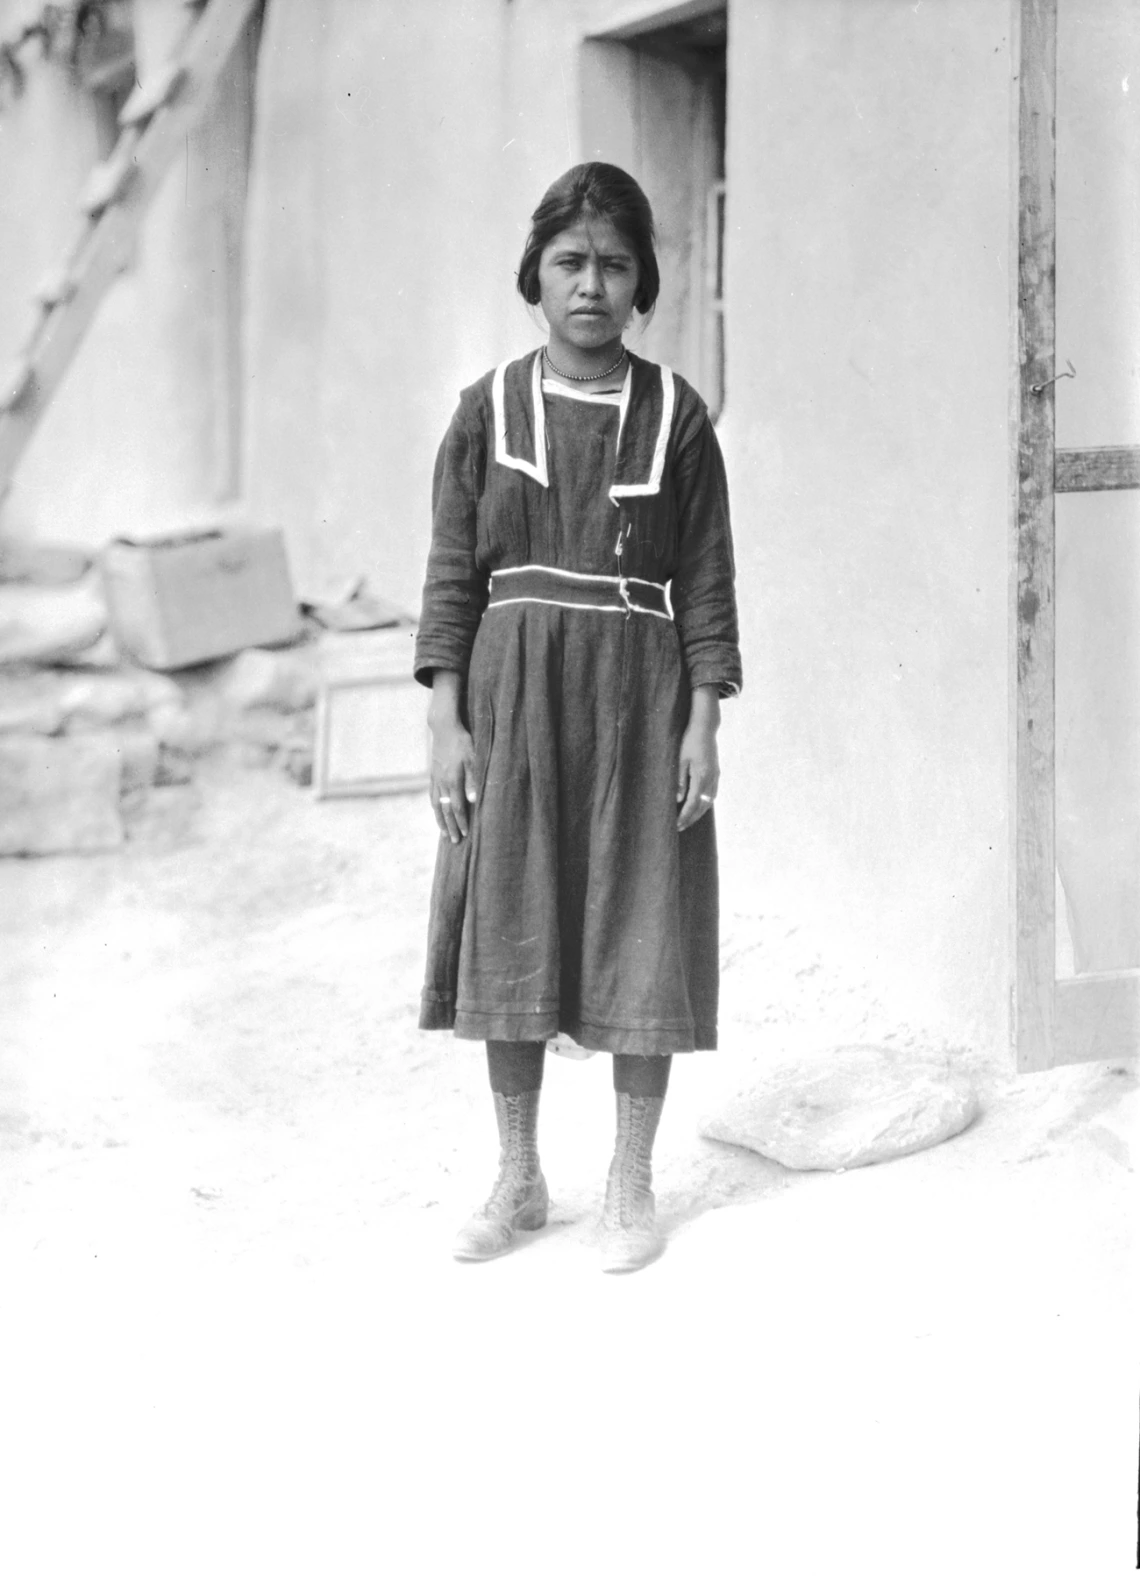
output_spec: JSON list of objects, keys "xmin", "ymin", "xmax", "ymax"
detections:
[{"xmin": 516, "ymin": 163, "xmax": 660, "ymax": 316}]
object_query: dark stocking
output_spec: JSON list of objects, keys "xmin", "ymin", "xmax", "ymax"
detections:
[
  {"xmin": 486, "ymin": 1040, "xmax": 546, "ymax": 1095},
  {"xmin": 612, "ymin": 1053, "xmax": 672, "ymax": 1099}
]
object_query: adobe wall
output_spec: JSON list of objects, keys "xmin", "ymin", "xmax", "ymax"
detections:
[
  {"xmin": 716, "ymin": 0, "xmax": 1013, "ymax": 1050},
  {"xmin": 4, "ymin": 0, "xmax": 1134, "ymax": 1051},
  {"xmin": 244, "ymin": 0, "xmax": 523, "ymax": 608}
]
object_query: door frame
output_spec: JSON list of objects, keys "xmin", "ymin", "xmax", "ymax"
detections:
[{"xmin": 1010, "ymin": 0, "xmax": 1140, "ymax": 1069}]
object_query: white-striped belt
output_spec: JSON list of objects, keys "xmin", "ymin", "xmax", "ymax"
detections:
[{"xmin": 486, "ymin": 564, "xmax": 673, "ymax": 620}]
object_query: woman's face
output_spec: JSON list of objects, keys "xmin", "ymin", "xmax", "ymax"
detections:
[{"xmin": 536, "ymin": 215, "xmax": 640, "ymax": 359}]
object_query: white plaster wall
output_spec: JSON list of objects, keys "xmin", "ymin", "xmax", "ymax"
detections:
[
  {"xmin": 715, "ymin": 0, "xmax": 1013, "ymax": 1051},
  {"xmin": 244, "ymin": 0, "xmax": 541, "ymax": 609}
]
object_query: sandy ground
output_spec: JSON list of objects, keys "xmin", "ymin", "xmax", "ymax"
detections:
[{"xmin": 0, "ymin": 761, "xmax": 1136, "ymax": 1576}]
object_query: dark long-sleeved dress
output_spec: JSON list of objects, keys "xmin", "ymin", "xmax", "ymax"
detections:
[{"xmin": 414, "ymin": 349, "xmax": 742, "ymax": 1054}]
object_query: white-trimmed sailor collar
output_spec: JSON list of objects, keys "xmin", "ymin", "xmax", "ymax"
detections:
[
  {"xmin": 491, "ymin": 351, "xmax": 675, "ymax": 502},
  {"xmin": 492, "ymin": 352, "xmax": 547, "ymax": 488}
]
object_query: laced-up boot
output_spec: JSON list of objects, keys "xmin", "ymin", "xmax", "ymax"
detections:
[
  {"xmin": 453, "ymin": 1088, "xmax": 548, "ymax": 1261},
  {"xmin": 600, "ymin": 1091, "xmax": 665, "ymax": 1273}
]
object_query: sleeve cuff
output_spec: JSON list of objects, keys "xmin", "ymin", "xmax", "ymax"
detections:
[
  {"xmin": 413, "ymin": 641, "xmax": 474, "ymax": 688},
  {"xmin": 687, "ymin": 652, "xmax": 743, "ymax": 698}
]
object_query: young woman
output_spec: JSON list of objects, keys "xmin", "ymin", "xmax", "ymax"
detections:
[{"xmin": 414, "ymin": 163, "xmax": 741, "ymax": 1273}]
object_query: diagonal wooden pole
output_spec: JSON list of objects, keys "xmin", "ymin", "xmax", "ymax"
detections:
[{"xmin": 0, "ymin": 0, "xmax": 261, "ymax": 504}]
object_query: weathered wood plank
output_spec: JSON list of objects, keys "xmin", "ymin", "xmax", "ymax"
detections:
[
  {"xmin": 1055, "ymin": 445, "xmax": 1140, "ymax": 492},
  {"xmin": 204, "ymin": 13, "xmax": 259, "ymax": 502},
  {"xmin": 0, "ymin": 0, "xmax": 261, "ymax": 500},
  {"xmin": 1056, "ymin": 972, "xmax": 1140, "ymax": 1063},
  {"xmin": 1012, "ymin": 0, "xmax": 1058, "ymax": 1072}
]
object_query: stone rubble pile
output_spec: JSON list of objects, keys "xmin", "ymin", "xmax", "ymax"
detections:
[{"xmin": 0, "ymin": 564, "xmax": 320, "ymax": 856}]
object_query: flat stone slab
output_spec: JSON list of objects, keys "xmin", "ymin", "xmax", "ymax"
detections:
[
  {"xmin": 0, "ymin": 669, "xmax": 184, "ymax": 735},
  {"xmin": 0, "ymin": 539, "xmax": 92, "ymax": 586},
  {"xmin": 0, "ymin": 580, "xmax": 105, "ymax": 665},
  {"xmin": 219, "ymin": 648, "xmax": 318, "ymax": 712},
  {"xmin": 700, "ymin": 1044, "xmax": 980, "ymax": 1171},
  {"xmin": 0, "ymin": 735, "xmax": 123, "ymax": 855}
]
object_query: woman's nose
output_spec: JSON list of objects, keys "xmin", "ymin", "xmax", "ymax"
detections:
[{"xmin": 578, "ymin": 262, "xmax": 603, "ymax": 296}]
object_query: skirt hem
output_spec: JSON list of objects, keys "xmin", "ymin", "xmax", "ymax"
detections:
[{"xmin": 419, "ymin": 995, "xmax": 715, "ymax": 1054}]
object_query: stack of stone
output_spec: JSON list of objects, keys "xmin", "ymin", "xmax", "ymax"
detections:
[
  {"xmin": 1, "ymin": 543, "xmax": 195, "ymax": 855},
  {"xmin": 0, "ymin": 542, "xmax": 319, "ymax": 855},
  {"xmin": 212, "ymin": 647, "xmax": 317, "ymax": 784}
]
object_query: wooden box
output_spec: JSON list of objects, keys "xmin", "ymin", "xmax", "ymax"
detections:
[{"xmin": 100, "ymin": 528, "xmax": 301, "ymax": 670}]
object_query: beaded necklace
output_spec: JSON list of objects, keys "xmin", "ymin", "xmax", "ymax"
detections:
[{"xmin": 543, "ymin": 345, "xmax": 626, "ymax": 383}]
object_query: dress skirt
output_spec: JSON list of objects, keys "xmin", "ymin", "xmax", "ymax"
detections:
[{"xmin": 418, "ymin": 596, "xmax": 720, "ymax": 1053}]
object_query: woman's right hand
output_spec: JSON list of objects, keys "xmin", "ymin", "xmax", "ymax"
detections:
[{"xmin": 428, "ymin": 671, "xmax": 477, "ymax": 843}]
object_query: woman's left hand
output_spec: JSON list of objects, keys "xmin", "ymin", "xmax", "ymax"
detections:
[{"xmin": 676, "ymin": 685, "xmax": 721, "ymax": 832}]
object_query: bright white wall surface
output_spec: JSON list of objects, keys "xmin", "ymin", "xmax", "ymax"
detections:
[
  {"xmin": 715, "ymin": 0, "xmax": 1013, "ymax": 1051},
  {"xmin": 244, "ymin": 0, "xmax": 565, "ymax": 608}
]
